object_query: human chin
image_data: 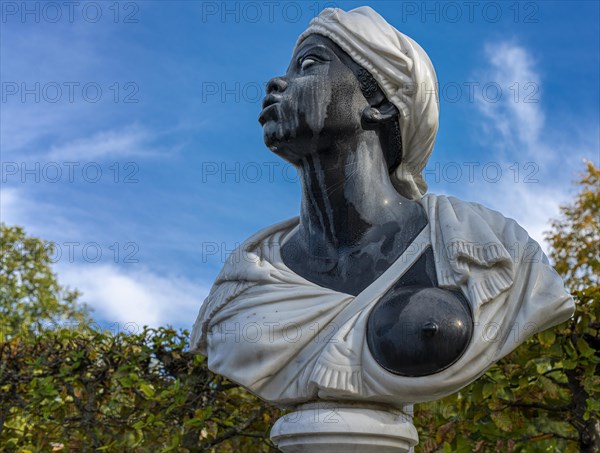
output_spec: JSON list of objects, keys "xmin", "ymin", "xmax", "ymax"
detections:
[
  {"xmin": 262, "ymin": 119, "xmax": 293, "ymax": 146},
  {"xmin": 262, "ymin": 123, "xmax": 295, "ymax": 160},
  {"xmin": 261, "ymin": 107, "xmax": 301, "ymax": 148},
  {"xmin": 263, "ymin": 123, "xmax": 311, "ymax": 164}
]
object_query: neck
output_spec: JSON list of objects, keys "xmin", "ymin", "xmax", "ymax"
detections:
[{"xmin": 295, "ymin": 131, "xmax": 413, "ymax": 257}]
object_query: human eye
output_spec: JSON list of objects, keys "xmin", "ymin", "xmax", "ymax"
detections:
[{"xmin": 299, "ymin": 56, "xmax": 319, "ymax": 71}]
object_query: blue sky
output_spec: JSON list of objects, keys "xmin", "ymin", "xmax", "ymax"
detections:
[{"xmin": 1, "ymin": 1, "xmax": 598, "ymax": 331}]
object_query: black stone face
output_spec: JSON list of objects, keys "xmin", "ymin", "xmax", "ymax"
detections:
[
  {"xmin": 258, "ymin": 34, "xmax": 367, "ymax": 164},
  {"xmin": 367, "ymin": 274, "xmax": 473, "ymax": 377},
  {"xmin": 258, "ymin": 34, "xmax": 401, "ymax": 171}
]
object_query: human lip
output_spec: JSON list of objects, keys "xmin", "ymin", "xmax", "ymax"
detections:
[{"xmin": 258, "ymin": 96, "xmax": 281, "ymax": 126}]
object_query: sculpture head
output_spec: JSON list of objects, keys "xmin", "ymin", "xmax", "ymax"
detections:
[
  {"xmin": 259, "ymin": 33, "xmax": 403, "ymax": 177},
  {"xmin": 259, "ymin": 6, "xmax": 440, "ymax": 200}
]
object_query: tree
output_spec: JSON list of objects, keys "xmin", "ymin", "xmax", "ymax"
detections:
[
  {"xmin": 0, "ymin": 224, "xmax": 90, "ymax": 339},
  {"xmin": 0, "ymin": 224, "xmax": 280, "ymax": 452},
  {"xmin": 415, "ymin": 162, "xmax": 600, "ymax": 452}
]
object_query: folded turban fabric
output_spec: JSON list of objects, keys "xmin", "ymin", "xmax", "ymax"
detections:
[{"xmin": 295, "ymin": 6, "xmax": 439, "ymax": 200}]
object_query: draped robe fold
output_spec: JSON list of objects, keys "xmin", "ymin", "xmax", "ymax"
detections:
[{"xmin": 191, "ymin": 194, "xmax": 575, "ymax": 407}]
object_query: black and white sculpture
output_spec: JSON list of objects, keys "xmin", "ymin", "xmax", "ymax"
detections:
[{"xmin": 191, "ymin": 7, "xmax": 574, "ymax": 451}]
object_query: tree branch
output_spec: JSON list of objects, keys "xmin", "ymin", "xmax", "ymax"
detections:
[
  {"xmin": 200, "ymin": 410, "xmax": 262, "ymax": 452},
  {"xmin": 499, "ymin": 400, "xmax": 574, "ymax": 412}
]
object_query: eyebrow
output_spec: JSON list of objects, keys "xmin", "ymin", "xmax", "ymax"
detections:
[{"xmin": 294, "ymin": 43, "xmax": 334, "ymax": 61}]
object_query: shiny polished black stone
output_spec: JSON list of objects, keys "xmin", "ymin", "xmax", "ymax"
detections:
[{"xmin": 367, "ymin": 286, "xmax": 473, "ymax": 377}]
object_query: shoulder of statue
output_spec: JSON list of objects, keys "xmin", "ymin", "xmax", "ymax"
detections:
[
  {"xmin": 419, "ymin": 193, "xmax": 530, "ymax": 247},
  {"xmin": 238, "ymin": 217, "xmax": 300, "ymax": 255},
  {"xmin": 190, "ymin": 217, "xmax": 301, "ymax": 353},
  {"xmin": 418, "ymin": 193, "xmax": 537, "ymax": 307},
  {"xmin": 209, "ymin": 216, "xmax": 299, "ymax": 285}
]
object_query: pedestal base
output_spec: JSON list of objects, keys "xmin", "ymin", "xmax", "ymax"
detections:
[{"xmin": 270, "ymin": 402, "xmax": 418, "ymax": 452}]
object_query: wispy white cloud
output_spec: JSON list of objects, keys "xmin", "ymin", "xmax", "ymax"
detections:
[
  {"xmin": 56, "ymin": 263, "xmax": 208, "ymax": 328},
  {"xmin": 474, "ymin": 41, "xmax": 546, "ymax": 160},
  {"xmin": 0, "ymin": 186, "xmax": 84, "ymax": 240},
  {"xmin": 480, "ymin": 179, "xmax": 567, "ymax": 250},
  {"xmin": 461, "ymin": 40, "xmax": 593, "ymax": 250},
  {"xmin": 46, "ymin": 124, "xmax": 165, "ymax": 160},
  {"xmin": 0, "ymin": 187, "xmax": 20, "ymax": 222}
]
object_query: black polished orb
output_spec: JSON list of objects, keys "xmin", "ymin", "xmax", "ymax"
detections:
[{"xmin": 367, "ymin": 286, "xmax": 473, "ymax": 377}]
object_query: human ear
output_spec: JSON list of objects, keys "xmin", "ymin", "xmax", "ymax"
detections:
[
  {"xmin": 360, "ymin": 102, "xmax": 403, "ymax": 172},
  {"xmin": 361, "ymin": 106, "xmax": 397, "ymax": 125},
  {"xmin": 361, "ymin": 101, "xmax": 399, "ymax": 131}
]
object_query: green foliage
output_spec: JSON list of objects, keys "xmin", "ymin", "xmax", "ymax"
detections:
[
  {"xmin": 546, "ymin": 161, "xmax": 600, "ymax": 292},
  {"xmin": 415, "ymin": 162, "xmax": 600, "ymax": 452},
  {"xmin": 0, "ymin": 326, "xmax": 279, "ymax": 452},
  {"xmin": 0, "ymin": 224, "xmax": 279, "ymax": 452},
  {"xmin": 0, "ymin": 224, "xmax": 90, "ymax": 339}
]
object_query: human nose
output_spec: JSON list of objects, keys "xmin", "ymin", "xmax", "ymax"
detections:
[{"xmin": 265, "ymin": 77, "xmax": 288, "ymax": 95}]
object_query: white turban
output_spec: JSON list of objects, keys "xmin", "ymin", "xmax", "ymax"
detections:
[{"xmin": 295, "ymin": 6, "xmax": 439, "ymax": 200}]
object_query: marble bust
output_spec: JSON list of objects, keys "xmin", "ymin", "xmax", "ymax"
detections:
[{"xmin": 191, "ymin": 6, "xmax": 574, "ymax": 450}]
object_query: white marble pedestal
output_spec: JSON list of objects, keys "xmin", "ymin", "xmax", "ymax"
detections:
[{"xmin": 270, "ymin": 402, "xmax": 418, "ymax": 452}]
